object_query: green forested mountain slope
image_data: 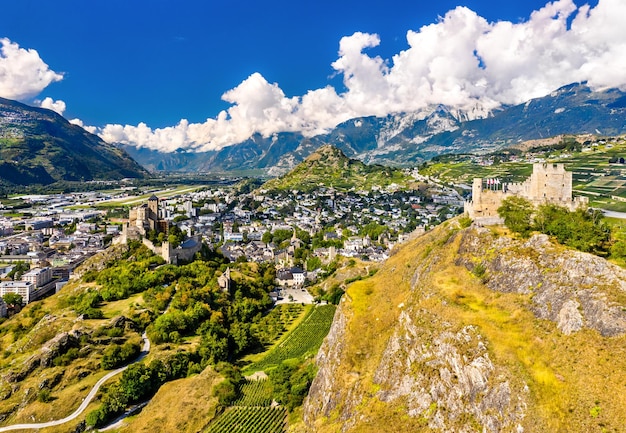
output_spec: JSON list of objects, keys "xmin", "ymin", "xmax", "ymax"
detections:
[{"xmin": 0, "ymin": 97, "xmax": 148, "ymax": 185}]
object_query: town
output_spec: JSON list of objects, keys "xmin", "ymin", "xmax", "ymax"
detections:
[{"xmin": 0, "ymin": 174, "xmax": 465, "ymax": 312}]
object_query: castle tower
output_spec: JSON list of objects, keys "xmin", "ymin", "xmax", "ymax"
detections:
[
  {"xmin": 527, "ymin": 163, "xmax": 572, "ymax": 204},
  {"xmin": 148, "ymin": 195, "xmax": 159, "ymax": 218}
]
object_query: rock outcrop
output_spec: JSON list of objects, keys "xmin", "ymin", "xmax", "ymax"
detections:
[
  {"xmin": 457, "ymin": 229, "xmax": 626, "ymax": 336},
  {"xmin": 303, "ymin": 223, "xmax": 626, "ymax": 432}
]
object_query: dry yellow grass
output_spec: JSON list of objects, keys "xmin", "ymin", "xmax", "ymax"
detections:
[
  {"xmin": 309, "ymin": 222, "xmax": 626, "ymax": 432},
  {"xmin": 115, "ymin": 367, "xmax": 221, "ymax": 433}
]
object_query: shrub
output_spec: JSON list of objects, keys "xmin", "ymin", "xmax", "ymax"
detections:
[
  {"xmin": 471, "ymin": 262, "xmax": 487, "ymax": 280},
  {"xmin": 38, "ymin": 389, "xmax": 52, "ymax": 403},
  {"xmin": 497, "ymin": 196, "xmax": 534, "ymax": 237},
  {"xmin": 459, "ymin": 214, "xmax": 473, "ymax": 228},
  {"xmin": 101, "ymin": 341, "xmax": 141, "ymax": 370}
]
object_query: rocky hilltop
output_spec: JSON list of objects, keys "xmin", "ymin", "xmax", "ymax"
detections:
[
  {"xmin": 261, "ymin": 144, "xmax": 410, "ymax": 192},
  {"xmin": 303, "ymin": 222, "xmax": 626, "ymax": 432}
]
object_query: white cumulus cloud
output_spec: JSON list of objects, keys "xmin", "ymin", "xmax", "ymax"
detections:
[
  {"xmin": 8, "ymin": 0, "xmax": 620, "ymax": 153},
  {"xmin": 69, "ymin": 118, "xmax": 97, "ymax": 134},
  {"xmin": 0, "ymin": 38, "xmax": 63, "ymax": 101},
  {"xmin": 38, "ymin": 97, "xmax": 66, "ymax": 115},
  {"xmin": 101, "ymin": 0, "xmax": 626, "ymax": 153}
]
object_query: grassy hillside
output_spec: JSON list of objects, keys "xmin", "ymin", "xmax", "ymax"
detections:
[
  {"xmin": 0, "ymin": 240, "xmax": 342, "ymax": 433},
  {"xmin": 116, "ymin": 367, "xmax": 222, "ymax": 433},
  {"xmin": 303, "ymin": 220, "xmax": 626, "ymax": 432}
]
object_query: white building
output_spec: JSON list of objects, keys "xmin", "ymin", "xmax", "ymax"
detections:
[
  {"xmin": 0, "ymin": 281, "xmax": 34, "ymax": 304},
  {"xmin": 22, "ymin": 267, "xmax": 53, "ymax": 288},
  {"xmin": 291, "ymin": 267, "xmax": 306, "ymax": 286},
  {"xmin": 224, "ymin": 232, "xmax": 244, "ymax": 242}
]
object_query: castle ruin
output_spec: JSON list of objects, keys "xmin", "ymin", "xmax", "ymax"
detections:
[{"xmin": 464, "ymin": 163, "xmax": 588, "ymax": 225}]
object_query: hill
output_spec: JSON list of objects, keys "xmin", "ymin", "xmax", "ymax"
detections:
[
  {"xmin": 261, "ymin": 144, "xmax": 411, "ymax": 192},
  {"xmin": 302, "ymin": 221, "xmax": 626, "ymax": 432},
  {"xmin": 122, "ymin": 83, "xmax": 626, "ymax": 173},
  {"xmin": 0, "ymin": 97, "xmax": 148, "ymax": 186}
]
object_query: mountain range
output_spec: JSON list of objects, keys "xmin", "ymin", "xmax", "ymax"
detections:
[
  {"xmin": 122, "ymin": 83, "xmax": 626, "ymax": 174},
  {"xmin": 0, "ymin": 97, "xmax": 148, "ymax": 186},
  {"xmin": 2, "ymin": 82, "xmax": 625, "ymax": 186}
]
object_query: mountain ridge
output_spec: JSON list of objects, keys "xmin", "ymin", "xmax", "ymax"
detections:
[
  {"xmin": 122, "ymin": 83, "xmax": 626, "ymax": 173},
  {"xmin": 0, "ymin": 97, "xmax": 148, "ymax": 186}
]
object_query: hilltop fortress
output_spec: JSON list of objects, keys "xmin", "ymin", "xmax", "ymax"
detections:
[
  {"xmin": 465, "ymin": 163, "xmax": 588, "ymax": 224},
  {"xmin": 115, "ymin": 195, "xmax": 202, "ymax": 264}
]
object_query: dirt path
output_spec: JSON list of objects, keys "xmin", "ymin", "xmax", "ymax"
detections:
[{"xmin": 0, "ymin": 332, "xmax": 150, "ymax": 432}]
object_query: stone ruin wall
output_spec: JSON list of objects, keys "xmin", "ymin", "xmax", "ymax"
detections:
[{"xmin": 465, "ymin": 163, "xmax": 588, "ymax": 224}]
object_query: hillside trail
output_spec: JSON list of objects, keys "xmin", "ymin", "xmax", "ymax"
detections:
[
  {"xmin": 0, "ymin": 332, "xmax": 150, "ymax": 432},
  {"xmin": 0, "ymin": 282, "xmax": 178, "ymax": 432}
]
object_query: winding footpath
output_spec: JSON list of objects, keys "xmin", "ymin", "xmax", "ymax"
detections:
[{"xmin": 0, "ymin": 332, "xmax": 151, "ymax": 432}]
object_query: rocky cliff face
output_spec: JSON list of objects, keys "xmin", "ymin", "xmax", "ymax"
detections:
[
  {"xmin": 457, "ymin": 229, "xmax": 626, "ymax": 337},
  {"xmin": 303, "ymin": 223, "xmax": 626, "ymax": 432}
]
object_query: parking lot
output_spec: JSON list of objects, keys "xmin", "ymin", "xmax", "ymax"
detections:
[{"xmin": 275, "ymin": 286, "xmax": 315, "ymax": 304}]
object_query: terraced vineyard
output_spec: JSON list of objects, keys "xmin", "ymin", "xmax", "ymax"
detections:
[
  {"xmin": 205, "ymin": 406, "xmax": 287, "ymax": 433},
  {"xmin": 206, "ymin": 305, "xmax": 336, "ymax": 433},
  {"xmin": 251, "ymin": 304, "xmax": 336, "ymax": 371},
  {"xmin": 233, "ymin": 379, "xmax": 273, "ymax": 407}
]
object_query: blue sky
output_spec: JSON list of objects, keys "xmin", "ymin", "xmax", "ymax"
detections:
[{"xmin": 2, "ymin": 0, "xmax": 621, "ymax": 153}]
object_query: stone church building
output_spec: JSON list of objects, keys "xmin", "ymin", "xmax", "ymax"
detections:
[{"xmin": 115, "ymin": 195, "xmax": 202, "ymax": 264}]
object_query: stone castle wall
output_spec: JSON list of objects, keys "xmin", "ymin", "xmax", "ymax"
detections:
[
  {"xmin": 114, "ymin": 198, "xmax": 203, "ymax": 264},
  {"xmin": 465, "ymin": 163, "xmax": 588, "ymax": 224}
]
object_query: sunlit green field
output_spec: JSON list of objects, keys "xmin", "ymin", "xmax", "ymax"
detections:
[{"xmin": 421, "ymin": 138, "xmax": 626, "ymax": 210}]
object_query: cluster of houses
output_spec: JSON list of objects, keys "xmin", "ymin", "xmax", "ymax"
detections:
[
  {"xmin": 0, "ymin": 174, "xmax": 465, "ymax": 310},
  {"xmin": 0, "ymin": 196, "xmax": 123, "ymax": 312},
  {"xmin": 0, "ymin": 265, "xmax": 62, "ymax": 316},
  {"xmin": 160, "ymin": 183, "xmax": 463, "ymax": 265}
]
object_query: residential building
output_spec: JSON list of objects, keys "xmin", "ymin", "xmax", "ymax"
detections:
[
  {"xmin": 22, "ymin": 267, "xmax": 53, "ymax": 287},
  {"xmin": 0, "ymin": 281, "xmax": 34, "ymax": 304}
]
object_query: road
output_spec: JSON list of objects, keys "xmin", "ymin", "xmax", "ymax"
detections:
[
  {"xmin": 602, "ymin": 210, "xmax": 626, "ymax": 219},
  {"xmin": 0, "ymin": 332, "xmax": 150, "ymax": 432}
]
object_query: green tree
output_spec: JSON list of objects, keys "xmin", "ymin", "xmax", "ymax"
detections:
[
  {"xmin": 269, "ymin": 360, "xmax": 317, "ymax": 411},
  {"xmin": 6, "ymin": 262, "xmax": 29, "ymax": 280},
  {"xmin": 497, "ymin": 196, "xmax": 534, "ymax": 237},
  {"xmin": 2, "ymin": 292, "xmax": 23, "ymax": 306},
  {"xmin": 534, "ymin": 204, "xmax": 609, "ymax": 254},
  {"xmin": 262, "ymin": 231, "xmax": 272, "ymax": 244},
  {"xmin": 306, "ymin": 256, "xmax": 322, "ymax": 272},
  {"xmin": 359, "ymin": 222, "xmax": 387, "ymax": 242}
]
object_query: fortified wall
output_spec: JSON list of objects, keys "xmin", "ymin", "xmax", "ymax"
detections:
[
  {"xmin": 142, "ymin": 235, "xmax": 203, "ymax": 265},
  {"xmin": 113, "ymin": 196, "xmax": 203, "ymax": 264},
  {"xmin": 465, "ymin": 163, "xmax": 588, "ymax": 224}
]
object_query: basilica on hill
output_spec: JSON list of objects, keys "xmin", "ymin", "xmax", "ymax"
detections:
[
  {"xmin": 115, "ymin": 195, "xmax": 202, "ymax": 265},
  {"xmin": 127, "ymin": 195, "xmax": 168, "ymax": 236}
]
